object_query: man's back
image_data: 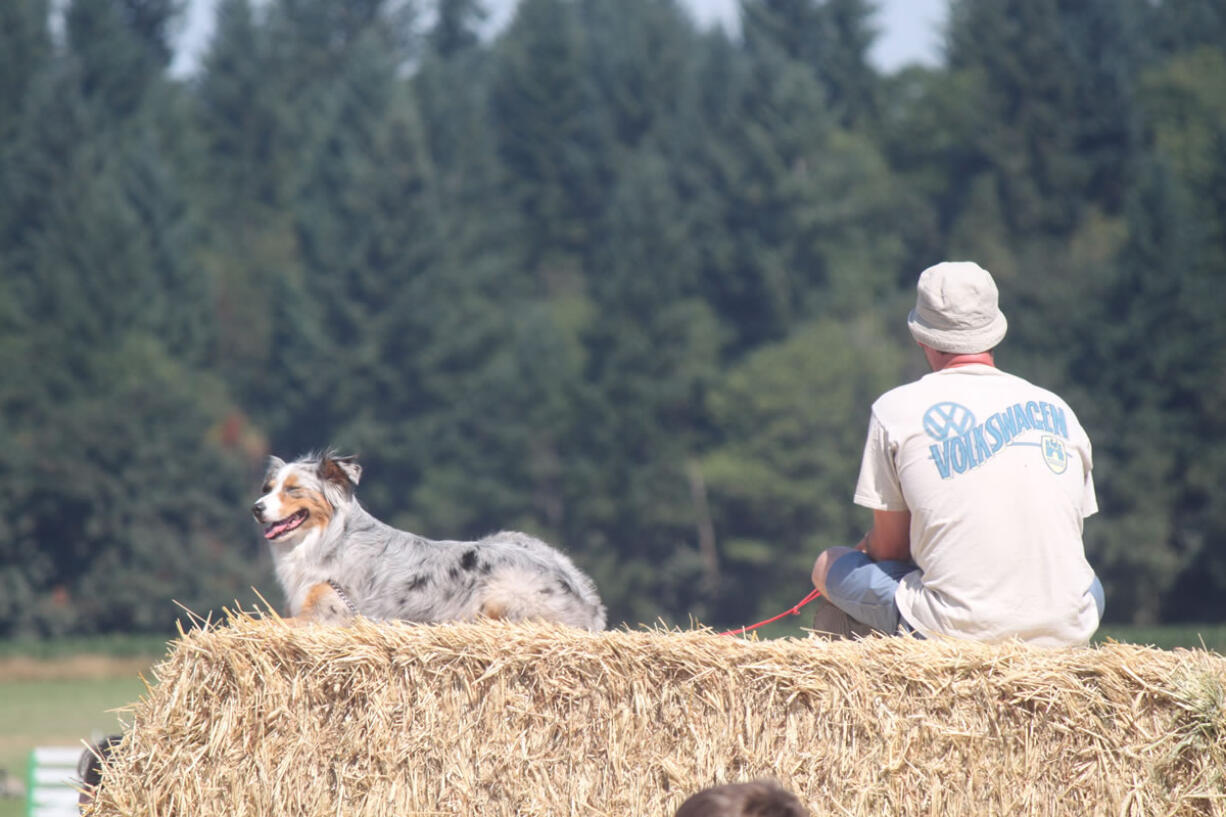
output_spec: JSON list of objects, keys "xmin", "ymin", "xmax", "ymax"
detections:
[{"xmin": 856, "ymin": 364, "xmax": 1100, "ymax": 644}]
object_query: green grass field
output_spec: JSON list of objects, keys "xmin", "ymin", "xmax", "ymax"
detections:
[
  {"xmin": 1, "ymin": 675, "xmax": 149, "ymax": 817},
  {"xmin": 0, "ymin": 635, "xmax": 166, "ymax": 817},
  {"xmin": 0, "ymin": 624, "xmax": 1222, "ymax": 817},
  {"xmin": 1095, "ymin": 623, "xmax": 1226, "ymax": 652}
]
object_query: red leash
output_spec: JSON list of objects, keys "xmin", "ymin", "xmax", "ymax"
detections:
[{"xmin": 719, "ymin": 588, "xmax": 822, "ymax": 637}]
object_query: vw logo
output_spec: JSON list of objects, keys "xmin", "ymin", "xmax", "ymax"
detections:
[{"xmin": 922, "ymin": 402, "xmax": 976, "ymax": 441}]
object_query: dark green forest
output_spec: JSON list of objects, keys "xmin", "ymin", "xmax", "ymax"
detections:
[{"xmin": 1, "ymin": 0, "xmax": 1224, "ymax": 636}]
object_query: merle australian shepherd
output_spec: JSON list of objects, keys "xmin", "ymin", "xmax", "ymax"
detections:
[{"xmin": 251, "ymin": 452, "xmax": 606, "ymax": 630}]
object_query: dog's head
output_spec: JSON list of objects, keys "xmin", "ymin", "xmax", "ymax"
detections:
[{"xmin": 251, "ymin": 451, "xmax": 362, "ymax": 546}]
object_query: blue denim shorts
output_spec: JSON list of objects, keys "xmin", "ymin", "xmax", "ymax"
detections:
[
  {"xmin": 824, "ymin": 551, "xmax": 918, "ymax": 635},
  {"xmin": 825, "ymin": 551, "xmax": 1107, "ymax": 636}
]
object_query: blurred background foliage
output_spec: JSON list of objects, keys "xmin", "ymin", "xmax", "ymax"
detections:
[{"xmin": 1, "ymin": 0, "xmax": 1224, "ymax": 635}]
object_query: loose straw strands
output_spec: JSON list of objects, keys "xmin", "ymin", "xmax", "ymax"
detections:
[{"xmin": 88, "ymin": 611, "xmax": 1226, "ymax": 817}]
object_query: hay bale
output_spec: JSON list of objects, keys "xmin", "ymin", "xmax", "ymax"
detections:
[{"xmin": 90, "ymin": 613, "xmax": 1226, "ymax": 816}]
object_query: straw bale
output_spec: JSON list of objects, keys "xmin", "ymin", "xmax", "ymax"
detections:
[{"xmin": 89, "ymin": 613, "xmax": 1226, "ymax": 816}]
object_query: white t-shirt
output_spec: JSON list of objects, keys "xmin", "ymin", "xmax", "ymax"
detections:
[{"xmin": 854, "ymin": 364, "xmax": 1100, "ymax": 646}]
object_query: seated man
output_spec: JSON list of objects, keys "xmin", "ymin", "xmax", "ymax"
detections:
[{"xmin": 811, "ymin": 261, "xmax": 1104, "ymax": 646}]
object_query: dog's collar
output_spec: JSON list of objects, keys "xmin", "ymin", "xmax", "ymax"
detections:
[{"xmin": 327, "ymin": 580, "xmax": 360, "ymax": 616}]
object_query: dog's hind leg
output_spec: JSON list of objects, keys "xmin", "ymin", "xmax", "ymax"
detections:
[
  {"xmin": 478, "ymin": 569, "xmax": 602, "ymax": 630},
  {"xmin": 479, "ymin": 600, "xmax": 507, "ymax": 621},
  {"xmin": 285, "ymin": 581, "xmax": 355, "ymax": 626}
]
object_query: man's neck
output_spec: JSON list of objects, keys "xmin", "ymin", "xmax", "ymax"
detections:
[{"xmin": 939, "ymin": 351, "xmax": 995, "ymax": 370}]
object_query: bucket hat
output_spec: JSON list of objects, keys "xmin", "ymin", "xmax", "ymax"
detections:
[{"xmin": 907, "ymin": 261, "xmax": 1007, "ymax": 353}]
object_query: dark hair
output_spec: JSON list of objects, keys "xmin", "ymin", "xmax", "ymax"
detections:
[
  {"xmin": 77, "ymin": 734, "xmax": 124, "ymax": 811},
  {"xmin": 674, "ymin": 780, "xmax": 809, "ymax": 817}
]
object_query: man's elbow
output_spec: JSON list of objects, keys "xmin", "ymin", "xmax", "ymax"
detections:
[{"xmin": 864, "ymin": 534, "xmax": 911, "ymax": 563}]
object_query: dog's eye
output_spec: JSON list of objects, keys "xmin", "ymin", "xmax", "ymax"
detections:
[
  {"xmin": 285, "ymin": 487, "xmax": 303, "ymax": 497},
  {"xmin": 261, "ymin": 483, "xmax": 272, "ymax": 494}
]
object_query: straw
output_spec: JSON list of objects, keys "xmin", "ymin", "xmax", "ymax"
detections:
[{"xmin": 86, "ymin": 610, "xmax": 1226, "ymax": 816}]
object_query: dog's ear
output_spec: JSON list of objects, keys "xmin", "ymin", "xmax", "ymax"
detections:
[
  {"xmin": 319, "ymin": 454, "xmax": 361, "ymax": 490},
  {"xmin": 264, "ymin": 455, "xmax": 286, "ymax": 481}
]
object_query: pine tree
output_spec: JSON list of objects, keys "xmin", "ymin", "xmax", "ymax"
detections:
[
  {"xmin": 286, "ymin": 18, "xmax": 455, "ymax": 517},
  {"xmin": 671, "ymin": 22, "xmax": 904, "ymax": 353},
  {"xmin": 572, "ymin": 149, "xmax": 722, "ymax": 623},
  {"xmin": 5, "ymin": 41, "xmax": 205, "ymax": 361},
  {"xmin": 945, "ymin": 0, "xmax": 1149, "ymax": 235},
  {"xmin": 429, "ymin": 0, "xmax": 486, "ymax": 58},
  {"xmin": 409, "ymin": 3, "xmax": 583, "ymax": 542},
  {"xmin": 189, "ymin": 0, "xmax": 324, "ymax": 443},
  {"xmin": 741, "ymin": 0, "xmax": 881, "ymax": 129},
  {"xmin": 195, "ymin": 0, "xmax": 292, "ymax": 209},
  {"xmin": 415, "ymin": 0, "xmax": 502, "ymax": 226},
  {"xmin": 679, "ymin": 32, "xmax": 829, "ymax": 350},
  {"xmin": 66, "ymin": 0, "xmax": 167, "ymax": 117},
  {"xmin": 1061, "ymin": 161, "xmax": 1199, "ymax": 624},
  {"xmin": 490, "ymin": 0, "xmax": 611, "ymax": 272},
  {"xmin": 578, "ymin": 0, "xmax": 697, "ymax": 149},
  {"xmin": 1151, "ymin": 0, "xmax": 1226, "ymax": 57},
  {"xmin": 0, "ymin": 0, "xmax": 50, "ymax": 143},
  {"xmin": 0, "ymin": 0, "xmax": 259, "ymax": 636},
  {"xmin": 1128, "ymin": 53, "xmax": 1226, "ymax": 620},
  {"xmin": 699, "ymin": 318, "xmax": 907, "ymax": 627}
]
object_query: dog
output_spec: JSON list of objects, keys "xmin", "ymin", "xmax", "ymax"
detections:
[{"xmin": 251, "ymin": 452, "xmax": 606, "ymax": 630}]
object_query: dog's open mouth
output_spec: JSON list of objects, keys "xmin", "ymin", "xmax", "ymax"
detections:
[{"xmin": 263, "ymin": 509, "xmax": 308, "ymax": 540}]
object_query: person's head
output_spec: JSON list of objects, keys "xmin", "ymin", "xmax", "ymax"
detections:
[
  {"xmin": 674, "ymin": 780, "xmax": 809, "ymax": 817},
  {"xmin": 907, "ymin": 261, "xmax": 1007, "ymax": 365},
  {"xmin": 77, "ymin": 734, "xmax": 124, "ymax": 812}
]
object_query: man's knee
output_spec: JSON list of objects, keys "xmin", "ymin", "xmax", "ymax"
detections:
[{"xmin": 812, "ymin": 546, "xmax": 856, "ymax": 595}]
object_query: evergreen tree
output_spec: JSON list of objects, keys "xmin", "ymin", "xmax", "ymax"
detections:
[
  {"xmin": 410, "ymin": 3, "xmax": 586, "ymax": 546},
  {"xmin": 414, "ymin": 0, "xmax": 502, "ymax": 234},
  {"xmin": 490, "ymin": 0, "xmax": 611, "ymax": 273},
  {"xmin": 429, "ymin": 0, "xmax": 486, "ymax": 58},
  {"xmin": 673, "ymin": 25, "xmax": 905, "ymax": 354},
  {"xmin": 114, "ymin": 0, "xmax": 182, "ymax": 66},
  {"xmin": 5, "ymin": 24, "xmax": 207, "ymax": 362},
  {"xmin": 0, "ymin": 0, "xmax": 260, "ymax": 635},
  {"xmin": 189, "ymin": 0, "xmax": 322, "ymax": 441},
  {"xmin": 289, "ymin": 23, "xmax": 440, "ymax": 464},
  {"xmin": 1062, "ymin": 162, "xmax": 1200, "ymax": 624},
  {"xmin": 264, "ymin": 0, "xmax": 411, "ymax": 72},
  {"xmin": 193, "ymin": 0, "xmax": 282, "ymax": 382},
  {"xmin": 1150, "ymin": 0, "xmax": 1226, "ymax": 57},
  {"xmin": 741, "ymin": 0, "xmax": 881, "ymax": 128},
  {"xmin": 1054, "ymin": 0, "xmax": 1149, "ymax": 213},
  {"xmin": 945, "ymin": 0, "xmax": 1148, "ymax": 236},
  {"xmin": 945, "ymin": 0, "xmax": 1081, "ymax": 236},
  {"xmin": 0, "ymin": 0, "xmax": 50, "ymax": 143},
  {"xmin": 679, "ymin": 33, "xmax": 829, "ymax": 351},
  {"xmin": 1131, "ymin": 52, "xmax": 1226, "ymax": 620},
  {"xmin": 0, "ymin": 337, "xmax": 262, "ymax": 635},
  {"xmin": 578, "ymin": 0, "xmax": 696, "ymax": 150},
  {"xmin": 195, "ymin": 0, "xmax": 290, "ymax": 210},
  {"xmin": 258, "ymin": 0, "xmax": 418, "ymax": 195},
  {"xmin": 572, "ymin": 149, "xmax": 722, "ymax": 623},
  {"xmin": 700, "ymin": 318, "xmax": 908, "ymax": 626},
  {"xmin": 66, "ymin": 0, "xmax": 167, "ymax": 117},
  {"xmin": 1, "ymin": 0, "xmax": 1223, "ymax": 632}
]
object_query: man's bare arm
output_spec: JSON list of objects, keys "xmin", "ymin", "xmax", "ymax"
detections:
[{"xmin": 862, "ymin": 509, "xmax": 911, "ymax": 562}]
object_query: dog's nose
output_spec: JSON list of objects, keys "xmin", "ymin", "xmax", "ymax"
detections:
[{"xmin": 251, "ymin": 500, "xmax": 264, "ymax": 519}]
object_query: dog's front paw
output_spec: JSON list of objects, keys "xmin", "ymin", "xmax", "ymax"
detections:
[{"xmin": 287, "ymin": 582, "xmax": 357, "ymax": 626}]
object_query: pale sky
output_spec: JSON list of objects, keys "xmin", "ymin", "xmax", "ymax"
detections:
[{"xmin": 173, "ymin": 0, "xmax": 948, "ymax": 76}]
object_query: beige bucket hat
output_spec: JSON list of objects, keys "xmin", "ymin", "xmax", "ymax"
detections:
[{"xmin": 907, "ymin": 261, "xmax": 1008, "ymax": 353}]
